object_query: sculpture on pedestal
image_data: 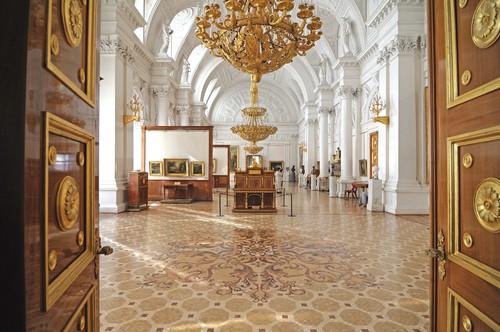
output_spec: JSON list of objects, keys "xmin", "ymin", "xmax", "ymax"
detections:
[
  {"xmin": 340, "ymin": 17, "xmax": 352, "ymax": 56},
  {"xmin": 158, "ymin": 24, "xmax": 173, "ymax": 57},
  {"xmin": 318, "ymin": 54, "xmax": 329, "ymax": 84},
  {"xmin": 181, "ymin": 58, "xmax": 191, "ymax": 85}
]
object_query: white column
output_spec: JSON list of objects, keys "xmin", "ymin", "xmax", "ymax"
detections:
[
  {"xmin": 153, "ymin": 87, "xmax": 169, "ymax": 125},
  {"xmin": 318, "ymin": 107, "xmax": 329, "ymax": 178},
  {"xmin": 353, "ymin": 89, "xmax": 361, "ymax": 178},
  {"xmin": 339, "ymin": 86, "xmax": 353, "ymax": 182},
  {"xmin": 178, "ymin": 106, "xmax": 190, "ymax": 125},
  {"xmin": 328, "ymin": 109, "xmax": 335, "ymax": 159},
  {"xmin": 305, "ymin": 119, "xmax": 316, "ymax": 174}
]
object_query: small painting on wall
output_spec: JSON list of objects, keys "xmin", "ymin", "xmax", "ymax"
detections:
[
  {"xmin": 229, "ymin": 145, "xmax": 239, "ymax": 172},
  {"xmin": 246, "ymin": 155, "xmax": 263, "ymax": 169},
  {"xmin": 191, "ymin": 161, "xmax": 205, "ymax": 176},
  {"xmin": 149, "ymin": 161, "xmax": 163, "ymax": 176},
  {"xmin": 164, "ymin": 159, "xmax": 189, "ymax": 177},
  {"xmin": 269, "ymin": 161, "xmax": 284, "ymax": 171},
  {"xmin": 359, "ymin": 159, "xmax": 368, "ymax": 177}
]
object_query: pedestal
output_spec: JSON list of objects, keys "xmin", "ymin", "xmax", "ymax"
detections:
[
  {"xmin": 329, "ymin": 176, "xmax": 338, "ymax": 197},
  {"xmin": 319, "ymin": 177, "xmax": 329, "ymax": 191},
  {"xmin": 311, "ymin": 175, "xmax": 318, "ymax": 191},
  {"xmin": 367, "ymin": 179, "xmax": 383, "ymax": 211}
]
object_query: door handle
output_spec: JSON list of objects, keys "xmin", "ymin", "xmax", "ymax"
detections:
[
  {"xmin": 426, "ymin": 229, "xmax": 446, "ymax": 280},
  {"xmin": 98, "ymin": 246, "xmax": 113, "ymax": 255}
]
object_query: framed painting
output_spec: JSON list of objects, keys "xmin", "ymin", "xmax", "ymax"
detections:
[
  {"xmin": 149, "ymin": 161, "xmax": 163, "ymax": 176},
  {"xmin": 359, "ymin": 159, "xmax": 367, "ymax": 177},
  {"xmin": 164, "ymin": 158, "xmax": 189, "ymax": 177},
  {"xmin": 229, "ymin": 145, "xmax": 239, "ymax": 172},
  {"xmin": 191, "ymin": 161, "xmax": 205, "ymax": 176},
  {"xmin": 246, "ymin": 155, "xmax": 263, "ymax": 169},
  {"xmin": 269, "ymin": 161, "xmax": 284, "ymax": 171}
]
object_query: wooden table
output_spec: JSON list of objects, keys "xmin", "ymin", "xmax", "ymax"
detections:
[{"xmin": 162, "ymin": 184, "xmax": 194, "ymax": 203}]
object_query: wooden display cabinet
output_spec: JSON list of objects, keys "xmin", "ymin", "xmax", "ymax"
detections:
[{"xmin": 127, "ymin": 171, "xmax": 149, "ymax": 211}]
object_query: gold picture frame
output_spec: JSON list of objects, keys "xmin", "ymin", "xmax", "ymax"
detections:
[
  {"xmin": 269, "ymin": 161, "xmax": 284, "ymax": 171},
  {"xmin": 164, "ymin": 159, "xmax": 189, "ymax": 177},
  {"xmin": 191, "ymin": 161, "xmax": 206, "ymax": 177},
  {"xmin": 148, "ymin": 161, "xmax": 163, "ymax": 176}
]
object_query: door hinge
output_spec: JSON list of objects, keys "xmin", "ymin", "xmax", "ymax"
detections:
[{"xmin": 426, "ymin": 229, "xmax": 446, "ymax": 280}]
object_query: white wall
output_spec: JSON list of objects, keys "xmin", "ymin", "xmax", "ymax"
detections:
[
  {"xmin": 213, "ymin": 146, "xmax": 229, "ymax": 175},
  {"xmin": 145, "ymin": 130, "xmax": 210, "ymax": 180}
]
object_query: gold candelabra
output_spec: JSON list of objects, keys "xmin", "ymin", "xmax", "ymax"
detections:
[
  {"xmin": 123, "ymin": 94, "xmax": 143, "ymax": 125},
  {"xmin": 370, "ymin": 94, "xmax": 389, "ymax": 125},
  {"xmin": 195, "ymin": 0, "xmax": 322, "ymax": 150}
]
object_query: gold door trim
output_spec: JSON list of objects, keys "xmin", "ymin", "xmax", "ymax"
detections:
[
  {"xmin": 43, "ymin": 112, "xmax": 95, "ymax": 310},
  {"xmin": 447, "ymin": 125, "xmax": 500, "ymax": 288},
  {"xmin": 45, "ymin": 0, "xmax": 96, "ymax": 107},
  {"xmin": 444, "ymin": 0, "xmax": 500, "ymax": 108},
  {"xmin": 447, "ymin": 288, "xmax": 500, "ymax": 331},
  {"xmin": 62, "ymin": 285, "xmax": 97, "ymax": 332}
]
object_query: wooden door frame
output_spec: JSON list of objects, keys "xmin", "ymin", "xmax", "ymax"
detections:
[
  {"xmin": 1, "ymin": 1, "xmax": 30, "ymax": 330},
  {"xmin": 369, "ymin": 131, "xmax": 378, "ymax": 179},
  {"xmin": 427, "ymin": 0, "xmax": 438, "ymax": 329}
]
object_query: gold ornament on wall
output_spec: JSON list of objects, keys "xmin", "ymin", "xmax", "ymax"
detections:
[
  {"xmin": 78, "ymin": 67, "xmax": 86, "ymax": 84},
  {"xmin": 56, "ymin": 176, "xmax": 80, "ymax": 231},
  {"xmin": 459, "ymin": 0, "xmax": 469, "ymax": 8},
  {"xmin": 62, "ymin": 0, "xmax": 83, "ymax": 47},
  {"xmin": 462, "ymin": 232, "xmax": 474, "ymax": 248},
  {"xmin": 78, "ymin": 314, "xmax": 86, "ymax": 331},
  {"xmin": 471, "ymin": 0, "xmax": 500, "ymax": 49},
  {"xmin": 370, "ymin": 94, "xmax": 390, "ymax": 125},
  {"xmin": 473, "ymin": 177, "xmax": 500, "ymax": 233},
  {"xmin": 77, "ymin": 230, "xmax": 85, "ymax": 246}
]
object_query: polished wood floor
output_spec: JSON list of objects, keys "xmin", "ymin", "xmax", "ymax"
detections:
[{"xmin": 100, "ymin": 185, "xmax": 430, "ymax": 332}]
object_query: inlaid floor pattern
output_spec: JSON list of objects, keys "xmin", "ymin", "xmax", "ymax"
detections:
[{"xmin": 100, "ymin": 187, "xmax": 430, "ymax": 332}]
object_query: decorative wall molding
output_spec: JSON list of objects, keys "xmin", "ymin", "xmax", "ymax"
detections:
[
  {"xmin": 100, "ymin": 36, "xmax": 135, "ymax": 63},
  {"xmin": 367, "ymin": 0, "xmax": 424, "ymax": 29},
  {"xmin": 151, "ymin": 86, "xmax": 170, "ymax": 96},
  {"xmin": 377, "ymin": 35, "xmax": 425, "ymax": 63},
  {"xmin": 358, "ymin": 42, "xmax": 379, "ymax": 64}
]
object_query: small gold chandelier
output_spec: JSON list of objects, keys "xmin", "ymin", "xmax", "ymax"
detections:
[{"xmin": 230, "ymin": 74, "xmax": 277, "ymax": 154}]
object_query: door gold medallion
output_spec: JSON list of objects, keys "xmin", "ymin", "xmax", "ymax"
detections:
[
  {"xmin": 77, "ymin": 230, "xmax": 85, "ymax": 246},
  {"xmin": 62, "ymin": 0, "xmax": 83, "ymax": 47},
  {"xmin": 48, "ymin": 250, "xmax": 58, "ymax": 271},
  {"xmin": 56, "ymin": 176, "xmax": 80, "ymax": 231},
  {"xmin": 473, "ymin": 177, "xmax": 500, "ymax": 233},
  {"xmin": 77, "ymin": 151, "xmax": 85, "ymax": 166},
  {"xmin": 51, "ymin": 34, "xmax": 60, "ymax": 56},
  {"xmin": 459, "ymin": 0, "xmax": 468, "ymax": 8},
  {"xmin": 463, "ymin": 233, "xmax": 474, "ymax": 248},
  {"xmin": 78, "ymin": 68, "xmax": 86, "ymax": 84},
  {"xmin": 462, "ymin": 153, "xmax": 474, "ymax": 168},
  {"xmin": 48, "ymin": 145, "xmax": 57, "ymax": 165},
  {"xmin": 78, "ymin": 314, "xmax": 86, "ymax": 330},
  {"xmin": 471, "ymin": 0, "xmax": 500, "ymax": 49},
  {"xmin": 461, "ymin": 70, "xmax": 472, "ymax": 86},
  {"xmin": 462, "ymin": 314, "xmax": 473, "ymax": 331}
]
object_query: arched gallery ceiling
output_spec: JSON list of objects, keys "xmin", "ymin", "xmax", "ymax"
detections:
[{"xmin": 141, "ymin": 0, "xmax": 368, "ymax": 124}]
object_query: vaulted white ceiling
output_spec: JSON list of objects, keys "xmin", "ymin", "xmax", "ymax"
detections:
[{"xmin": 141, "ymin": 0, "xmax": 368, "ymax": 124}]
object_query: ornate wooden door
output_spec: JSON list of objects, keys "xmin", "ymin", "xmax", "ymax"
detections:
[
  {"xmin": 429, "ymin": 0, "xmax": 500, "ymax": 331},
  {"xmin": 18, "ymin": 0, "xmax": 109, "ymax": 330},
  {"xmin": 369, "ymin": 131, "xmax": 378, "ymax": 179}
]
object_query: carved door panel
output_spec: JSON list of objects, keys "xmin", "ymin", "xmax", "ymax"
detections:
[
  {"xmin": 429, "ymin": 0, "xmax": 500, "ymax": 331},
  {"xmin": 23, "ymin": 0, "xmax": 106, "ymax": 330}
]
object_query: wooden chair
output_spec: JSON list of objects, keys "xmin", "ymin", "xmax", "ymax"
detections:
[{"xmin": 344, "ymin": 185, "xmax": 357, "ymax": 199}]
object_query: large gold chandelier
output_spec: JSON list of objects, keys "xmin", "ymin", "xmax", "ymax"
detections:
[{"xmin": 195, "ymin": 0, "xmax": 322, "ymax": 153}]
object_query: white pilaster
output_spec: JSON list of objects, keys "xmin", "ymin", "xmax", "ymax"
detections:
[
  {"xmin": 318, "ymin": 107, "xmax": 330, "ymax": 178},
  {"xmin": 339, "ymin": 86, "xmax": 353, "ymax": 183}
]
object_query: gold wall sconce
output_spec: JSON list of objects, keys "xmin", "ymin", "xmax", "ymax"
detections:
[
  {"xmin": 123, "ymin": 94, "xmax": 143, "ymax": 125},
  {"xmin": 370, "ymin": 94, "xmax": 390, "ymax": 125}
]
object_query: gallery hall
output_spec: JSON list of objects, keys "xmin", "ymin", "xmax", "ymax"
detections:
[{"xmin": 1, "ymin": 0, "xmax": 499, "ymax": 331}]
